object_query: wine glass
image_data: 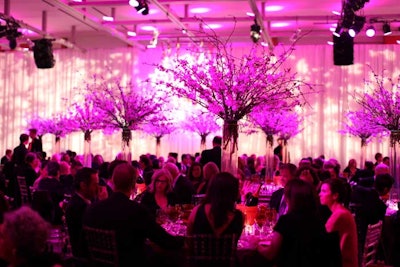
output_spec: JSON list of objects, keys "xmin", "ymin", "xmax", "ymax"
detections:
[
  {"xmin": 254, "ymin": 206, "xmax": 267, "ymax": 237},
  {"xmin": 266, "ymin": 208, "xmax": 277, "ymax": 236}
]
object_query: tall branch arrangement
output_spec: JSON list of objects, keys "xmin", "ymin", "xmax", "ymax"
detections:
[
  {"xmin": 152, "ymin": 29, "xmax": 312, "ymax": 173},
  {"xmin": 354, "ymin": 68, "xmax": 400, "ymax": 132},
  {"xmin": 340, "ymin": 110, "xmax": 387, "ymax": 146}
]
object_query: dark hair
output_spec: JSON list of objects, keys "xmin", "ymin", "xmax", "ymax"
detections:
[
  {"xmin": 74, "ymin": 167, "xmax": 98, "ymax": 190},
  {"xmin": 112, "ymin": 163, "xmax": 137, "ymax": 192},
  {"xmin": 296, "ymin": 166, "xmax": 320, "ymax": 186},
  {"xmin": 46, "ymin": 161, "xmax": 60, "ymax": 177},
  {"xmin": 212, "ymin": 136, "xmax": 222, "ymax": 146},
  {"xmin": 279, "ymin": 163, "xmax": 297, "ymax": 177},
  {"xmin": 321, "ymin": 178, "xmax": 348, "ymax": 204},
  {"xmin": 285, "ymin": 179, "xmax": 317, "ymax": 214},
  {"xmin": 204, "ymin": 172, "xmax": 239, "ymax": 228},
  {"xmin": 98, "ymin": 162, "xmax": 110, "ymax": 180},
  {"xmin": 24, "ymin": 152, "xmax": 37, "ymax": 164},
  {"xmin": 375, "ymin": 153, "xmax": 383, "ymax": 161},
  {"xmin": 374, "ymin": 173, "xmax": 394, "ymax": 194},
  {"xmin": 364, "ymin": 161, "xmax": 374, "ymax": 170},
  {"xmin": 187, "ymin": 162, "xmax": 203, "ymax": 182},
  {"xmin": 19, "ymin": 134, "xmax": 29, "ymax": 143},
  {"xmin": 152, "ymin": 159, "xmax": 160, "ymax": 169},
  {"xmin": 139, "ymin": 155, "xmax": 152, "ymax": 168}
]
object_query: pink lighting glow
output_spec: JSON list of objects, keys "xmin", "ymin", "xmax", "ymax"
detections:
[
  {"xmin": 397, "ymin": 40, "xmax": 400, "ymax": 45},
  {"xmin": 246, "ymin": 12, "xmax": 255, "ymax": 17},
  {"xmin": 327, "ymin": 41, "xmax": 334, "ymax": 45},
  {"xmin": 102, "ymin": 16, "xmax": 114, "ymax": 22},
  {"xmin": 265, "ymin": 5, "xmax": 284, "ymax": 12},
  {"xmin": 332, "ymin": 11, "xmax": 341, "ymax": 15},
  {"xmin": 190, "ymin": 7, "xmax": 210, "ymax": 14},
  {"xmin": 127, "ymin": 31, "xmax": 137, "ymax": 37},
  {"xmin": 271, "ymin": 22, "xmax": 290, "ymax": 28},
  {"xmin": 141, "ymin": 25, "xmax": 157, "ymax": 31},
  {"xmin": 207, "ymin": 24, "xmax": 222, "ymax": 29}
]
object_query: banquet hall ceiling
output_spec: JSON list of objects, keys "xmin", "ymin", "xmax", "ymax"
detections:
[{"xmin": 1, "ymin": 0, "xmax": 400, "ymax": 51}]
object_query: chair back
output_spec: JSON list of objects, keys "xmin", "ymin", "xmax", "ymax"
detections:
[
  {"xmin": 31, "ymin": 190, "xmax": 55, "ymax": 223},
  {"xmin": 186, "ymin": 233, "xmax": 238, "ymax": 267},
  {"xmin": 362, "ymin": 220, "xmax": 383, "ymax": 267},
  {"xmin": 16, "ymin": 176, "xmax": 30, "ymax": 204},
  {"xmin": 83, "ymin": 226, "xmax": 119, "ymax": 267}
]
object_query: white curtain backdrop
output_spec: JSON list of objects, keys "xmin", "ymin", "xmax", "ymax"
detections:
[{"xmin": 0, "ymin": 44, "xmax": 399, "ymax": 168}]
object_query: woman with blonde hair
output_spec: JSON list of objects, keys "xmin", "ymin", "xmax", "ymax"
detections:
[{"xmin": 136, "ymin": 169, "xmax": 176, "ymax": 218}]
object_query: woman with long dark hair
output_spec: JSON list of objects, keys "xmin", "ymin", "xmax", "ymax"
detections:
[
  {"xmin": 258, "ymin": 179, "xmax": 341, "ymax": 267},
  {"xmin": 187, "ymin": 172, "xmax": 244, "ymax": 237}
]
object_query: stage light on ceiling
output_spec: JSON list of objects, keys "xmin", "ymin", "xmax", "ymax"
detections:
[
  {"xmin": 127, "ymin": 31, "xmax": 137, "ymax": 37},
  {"xmin": 135, "ymin": 0, "xmax": 149, "ymax": 15},
  {"xmin": 332, "ymin": 11, "xmax": 341, "ymax": 16},
  {"xmin": 365, "ymin": 25, "xmax": 376, "ymax": 37},
  {"xmin": 102, "ymin": 16, "xmax": 114, "ymax": 21},
  {"xmin": 333, "ymin": 26, "xmax": 342, "ymax": 37},
  {"xmin": 129, "ymin": 0, "xmax": 139, "ymax": 7},
  {"xmin": 348, "ymin": 15, "xmax": 365, "ymax": 37},
  {"xmin": 246, "ymin": 12, "xmax": 255, "ymax": 17},
  {"xmin": 250, "ymin": 20, "xmax": 261, "ymax": 43},
  {"xmin": 383, "ymin": 22, "xmax": 392, "ymax": 36}
]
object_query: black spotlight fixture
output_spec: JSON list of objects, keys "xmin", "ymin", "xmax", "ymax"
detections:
[
  {"xmin": 349, "ymin": 15, "xmax": 366, "ymax": 37},
  {"xmin": 383, "ymin": 22, "xmax": 392, "ymax": 36},
  {"xmin": 135, "ymin": 0, "xmax": 149, "ymax": 15},
  {"xmin": 250, "ymin": 20, "xmax": 261, "ymax": 43},
  {"xmin": 333, "ymin": 31, "xmax": 354, "ymax": 66},
  {"xmin": 33, "ymin": 39, "xmax": 55, "ymax": 69}
]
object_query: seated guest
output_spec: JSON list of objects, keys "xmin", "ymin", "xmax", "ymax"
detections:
[
  {"xmin": 196, "ymin": 162, "xmax": 219, "ymax": 195},
  {"xmin": 83, "ymin": 163, "xmax": 183, "ymax": 267},
  {"xmin": 343, "ymin": 159, "xmax": 360, "ymax": 182},
  {"xmin": 16, "ymin": 152, "xmax": 40, "ymax": 187},
  {"xmin": 350, "ymin": 173, "xmax": 394, "ymax": 264},
  {"xmin": 37, "ymin": 161, "xmax": 64, "ymax": 225},
  {"xmin": 258, "ymin": 179, "xmax": 340, "ymax": 267},
  {"xmin": 187, "ymin": 162, "xmax": 204, "ymax": 193},
  {"xmin": 0, "ymin": 206, "xmax": 61, "ymax": 267},
  {"xmin": 1, "ymin": 149, "xmax": 12, "ymax": 165},
  {"xmin": 320, "ymin": 178, "xmax": 358, "ymax": 267},
  {"xmin": 65, "ymin": 167, "xmax": 99, "ymax": 257},
  {"xmin": 59, "ymin": 161, "xmax": 73, "ymax": 195},
  {"xmin": 136, "ymin": 169, "xmax": 176, "ymax": 218},
  {"xmin": 163, "ymin": 163, "xmax": 194, "ymax": 204},
  {"xmin": 352, "ymin": 161, "xmax": 374, "ymax": 185},
  {"xmin": 187, "ymin": 171, "xmax": 244, "ymax": 237},
  {"xmin": 270, "ymin": 163, "xmax": 297, "ymax": 217}
]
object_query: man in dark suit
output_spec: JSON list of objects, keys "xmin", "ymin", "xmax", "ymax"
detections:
[
  {"xmin": 269, "ymin": 163, "xmax": 297, "ymax": 217},
  {"xmin": 200, "ymin": 136, "xmax": 222, "ymax": 170},
  {"xmin": 350, "ymin": 173, "xmax": 394, "ymax": 264},
  {"xmin": 65, "ymin": 167, "xmax": 99, "ymax": 257},
  {"xmin": 12, "ymin": 133, "xmax": 29, "ymax": 166},
  {"xmin": 83, "ymin": 163, "xmax": 183, "ymax": 267},
  {"xmin": 28, "ymin": 128, "xmax": 43, "ymax": 155},
  {"xmin": 0, "ymin": 149, "xmax": 12, "ymax": 165},
  {"xmin": 164, "ymin": 162, "xmax": 195, "ymax": 204}
]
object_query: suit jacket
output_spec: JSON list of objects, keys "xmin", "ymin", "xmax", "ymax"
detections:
[
  {"xmin": 65, "ymin": 193, "xmax": 89, "ymax": 257},
  {"xmin": 200, "ymin": 146, "xmax": 222, "ymax": 170},
  {"xmin": 173, "ymin": 175, "xmax": 195, "ymax": 205},
  {"xmin": 0, "ymin": 156, "xmax": 10, "ymax": 165},
  {"xmin": 269, "ymin": 188, "xmax": 284, "ymax": 213},
  {"xmin": 30, "ymin": 137, "xmax": 43, "ymax": 153},
  {"xmin": 83, "ymin": 192, "xmax": 183, "ymax": 267},
  {"xmin": 12, "ymin": 144, "xmax": 28, "ymax": 166}
]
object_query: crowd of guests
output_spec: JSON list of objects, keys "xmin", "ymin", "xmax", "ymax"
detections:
[{"xmin": 0, "ymin": 132, "xmax": 399, "ymax": 267}]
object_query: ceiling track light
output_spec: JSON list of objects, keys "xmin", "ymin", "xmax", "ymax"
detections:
[
  {"xmin": 250, "ymin": 20, "xmax": 261, "ymax": 43},
  {"xmin": 135, "ymin": 0, "xmax": 149, "ymax": 16},
  {"xmin": 365, "ymin": 25, "xmax": 376, "ymax": 37},
  {"xmin": 383, "ymin": 22, "xmax": 392, "ymax": 36},
  {"xmin": 349, "ymin": 15, "xmax": 366, "ymax": 38}
]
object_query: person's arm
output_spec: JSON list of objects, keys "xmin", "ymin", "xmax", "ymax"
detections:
[
  {"xmin": 186, "ymin": 205, "xmax": 200, "ymax": 235},
  {"xmin": 257, "ymin": 231, "xmax": 282, "ymax": 260}
]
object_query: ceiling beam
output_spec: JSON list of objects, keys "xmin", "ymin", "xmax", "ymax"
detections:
[
  {"xmin": 147, "ymin": 0, "xmax": 196, "ymax": 39},
  {"xmin": 42, "ymin": 0, "xmax": 138, "ymax": 47},
  {"xmin": 247, "ymin": 0, "xmax": 274, "ymax": 50},
  {"xmin": 69, "ymin": 0, "xmax": 247, "ymax": 6}
]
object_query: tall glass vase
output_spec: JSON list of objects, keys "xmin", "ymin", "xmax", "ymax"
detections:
[
  {"xmin": 390, "ymin": 130, "xmax": 400, "ymax": 199},
  {"xmin": 265, "ymin": 134, "xmax": 274, "ymax": 182},
  {"xmin": 200, "ymin": 134, "xmax": 207, "ymax": 152},
  {"xmin": 83, "ymin": 130, "xmax": 92, "ymax": 168},
  {"xmin": 121, "ymin": 127, "xmax": 132, "ymax": 162},
  {"xmin": 155, "ymin": 136, "xmax": 161, "ymax": 157},
  {"xmin": 360, "ymin": 137, "xmax": 367, "ymax": 170},
  {"xmin": 222, "ymin": 120, "xmax": 239, "ymax": 175},
  {"xmin": 54, "ymin": 136, "xmax": 61, "ymax": 155}
]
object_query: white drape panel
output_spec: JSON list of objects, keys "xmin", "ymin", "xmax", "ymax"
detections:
[{"xmin": 0, "ymin": 44, "xmax": 399, "ymax": 168}]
